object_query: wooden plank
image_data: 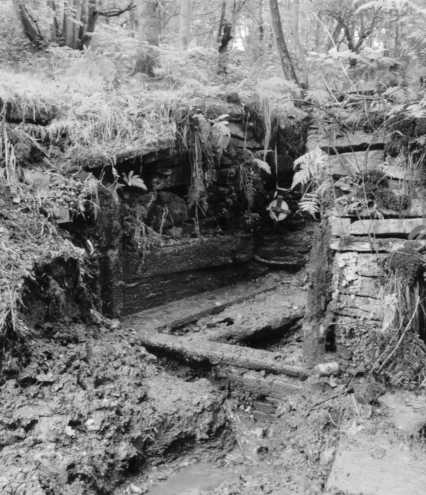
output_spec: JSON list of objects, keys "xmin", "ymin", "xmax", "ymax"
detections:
[
  {"xmin": 124, "ymin": 235, "xmax": 254, "ymax": 280},
  {"xmin": 204, "ymin": 287, "xmax": 305, "ymax": 343},
  {"xmin": 350, "ymin": 218, "xmax": 425, "ymax": 236},
  {"xmin": 123, "ymin": 275, "xmax": 280, "ymax": 331},
  {"xmin": 330, "ymin": 237, "xmax": 426, "ymax": 253},
  {"xmin": 136, "ymin": 330, "xmax": 309, "ymax": 378},
  {"xmin": 121, "ymin": 263, "xmax": 261, "ymax": 316}
]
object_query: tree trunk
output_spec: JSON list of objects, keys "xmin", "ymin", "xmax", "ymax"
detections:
[
  {"xmin": 258, "ymin": 0, "xmax": 264, "ymax": 44},
  {"xmin": 137, "ymin": 330, "xmax": 308, "ymax": 379},
  {"xmin": 218, "ymin": 20, "xmax": 233, "ymax": 75},
  {"xmin": 81, "ymin": 0, "xmax": 98, "ymax": 48},
  {"xmin": 63, "ymin": 0, "xmax": 78, "ymax": 49},
  {"xmin": 217, "ymin": 0, "xmax": 227, "ymax": 43},
  {"xmin": 15, "ymin": 0, "xmax": 46, "ymax": 48},
  {"xmin": 217, "ymin": 1, "xmax": 233, "ymax": 75},
  {"xmin": 268, "ymin": 0, "xmax": 299, "ymax": 86},
  {"xmin": 61, "ymin": 0, "xmax": 97, "ymax": 49},
  {"xmin": 293, "ymin": 0, "xmax": 302, "ymax": 55},
  {"xmin": 135, "ymin": 0, "xmax": 161, "ymax": 76},
  {"xmin": 179, "ymin": 0, "xmax": 192, "ymax": 49}
]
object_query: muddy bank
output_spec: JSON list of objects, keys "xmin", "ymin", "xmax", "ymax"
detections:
[{"xmin": 0, "ymin": 323, "xmax": 230, "ymax": 494}]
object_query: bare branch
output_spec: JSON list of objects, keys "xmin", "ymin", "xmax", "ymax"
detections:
[{"xmin": 97, "ymin": 1, "xmax": 136, "ymax": 18}]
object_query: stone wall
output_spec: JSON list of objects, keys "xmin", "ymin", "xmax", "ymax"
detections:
[{"xmin": 303, "ymin": 125, "xmax": 426, "ymax": 379}]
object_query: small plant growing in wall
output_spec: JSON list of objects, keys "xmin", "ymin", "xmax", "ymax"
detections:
[
  {"xmin": 122, "ymin": 171, "xmax": 147, "ymax": 190},
  {"xmin": 291, "ymin": 146, "xmax": 332, "ymax": 218}
]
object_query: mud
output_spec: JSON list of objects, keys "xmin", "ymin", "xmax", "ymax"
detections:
[
  {"xmin": 0, "ymin": 323, "xmax": 229, "ymax": 494},
  {"xmin": 116, "ymin": 385, "xmax": 343, "ymax": 495}
]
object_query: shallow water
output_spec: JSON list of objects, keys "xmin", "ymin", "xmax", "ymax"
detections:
[{"xmin": 146, "ymin": 462, "xmax": 234, "ymax": 495}]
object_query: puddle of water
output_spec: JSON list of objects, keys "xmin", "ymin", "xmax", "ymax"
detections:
[{"xmin": 146, "ymin": 462, "xmax": 234, "ymax": 495}]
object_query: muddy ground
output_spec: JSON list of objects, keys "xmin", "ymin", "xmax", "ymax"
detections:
[
  {"xmin": 3, "ymin": 266, "xmax": 426, "ymax": 495},
  {"xmin": 0, "ymin": 318, "xmax": 335, "ymax": 495}
]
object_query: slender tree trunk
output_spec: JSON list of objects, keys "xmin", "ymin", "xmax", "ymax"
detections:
[
  {"xmin": 217, "ymin": 0, "xmax": 233, "ymax": 75},
  {"xmin": 268, "ymin": 0, "xmax": 299, "ymax": 85},
  {"xmin": 294, "ymin": 0, "xmax": 302, "ymax": 54},
  {"xmin": 258, "ymin": 0, "xmax": 264, "ymax": 44},
  {"xmin": 179, "ymin": 0, "xmax": 192, "ymax": 49},
  {"xmin": 217, "ymin": 0, "xmax": 227, "ymax": 43},
  {"xmin": 393, "ymin": 19, "xmax": 401, "ymax": 57},
  {"xmin": 314, "ymin": 14, "xmax": 321, "ymax": 51},
  {"xmin": 81, "ymin": 0, "xmax": 98, "ymax": 48},
  {"xmin": 15, "ymin": 0, "xmax": 46, "ymax": 48},
  {"xmin": 135, "ymin": 0, "xmax": 161, "ymax": 76},
  {"xmin": 218, "ymin": 20, "xmax": 233, "ymax": 74}
]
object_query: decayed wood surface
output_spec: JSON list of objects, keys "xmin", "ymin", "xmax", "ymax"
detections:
[
  {"xmin": 136, "ymin": 330, "xmax": 308, "ymax": 379},
  {"xmin": 206, "ymin": 313, "xmax": 302, "ymax": 343},
  {"xmin": 204, "ymin": 288, "xmax": 305, "ymax": 343},
  {"xmin": 125, "ymin": 234, "xmax": 254, "ymax": 280},
  {"xmin": 124, "ymin": 274, "xmax": 280, "ymax": 331}
]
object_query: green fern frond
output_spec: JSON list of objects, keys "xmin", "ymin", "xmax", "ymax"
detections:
[
  {"xmin": 291, "ymin": 147, "xmax": 328, "ymax": 190},
  {"xmin": 298, "ymin": 192, "xmax": 320, "ymax": 218}
]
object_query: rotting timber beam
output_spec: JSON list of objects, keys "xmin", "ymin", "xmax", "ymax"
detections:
[
  {"xmin": 136, "ymin": 330, "xmax": 309, "ymax": 379},
  {"xmin": 206, "ymin": 313, "xmax": 303, "ymax": 344}
]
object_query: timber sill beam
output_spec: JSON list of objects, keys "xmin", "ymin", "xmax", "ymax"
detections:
[{"xmin": 136, "ymin": 330, "xmax": 309, "ymax": 380}]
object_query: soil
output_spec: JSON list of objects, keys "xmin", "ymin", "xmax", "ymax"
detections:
[{"xmin": 0, "ymin": 322, "xmax": 229, "ymax": 494}]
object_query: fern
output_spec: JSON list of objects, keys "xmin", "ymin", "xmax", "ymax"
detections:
[
  {"xmin": 122, "ymin": 171, "xmax": 147, "ymax": 190},
  {"xmin": 253, "ymin": 158, "xmax": 271, "ymax": 174},
  {"xmin": 298, "ymin": 192, "xmax": 320, "ymax": 218},
  {"xmin": 210, "ymin": 116, "xmax": 231, "ymax": 160},
  {"xmin": 292, "ymin": 146, "xmax": 334, "ymax": 217},
  {"xmin": 291, "ymin": 147, "xmax": 328, "ymax": 190}
]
